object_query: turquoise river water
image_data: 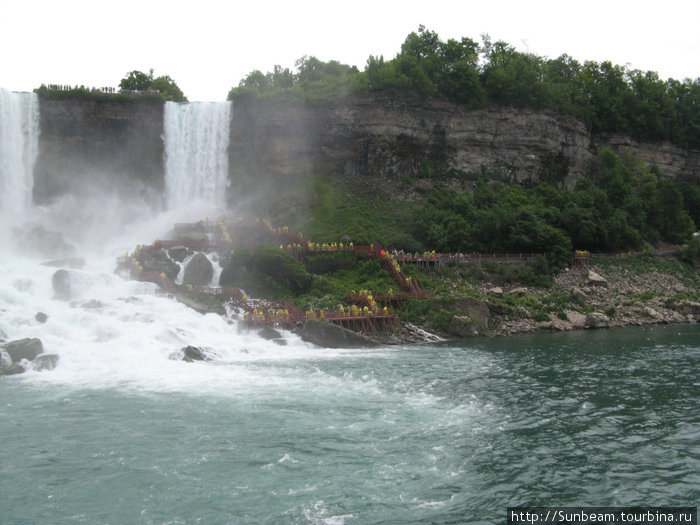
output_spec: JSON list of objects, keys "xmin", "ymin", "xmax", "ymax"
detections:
[{"xmin": 2, "ymin": 323, "xmax": 698, "ymax": 524}]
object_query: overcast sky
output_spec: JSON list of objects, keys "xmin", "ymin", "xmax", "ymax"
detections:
[{"xmin": 2, "ymin": 0, "xmax": 698, "ymax": 102}]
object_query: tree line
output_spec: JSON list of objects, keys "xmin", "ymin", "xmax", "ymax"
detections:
[{"xmin": 228, "ymin": 26, "xmax": 699, "ymax": 150}]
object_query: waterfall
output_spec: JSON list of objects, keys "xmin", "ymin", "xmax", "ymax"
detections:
[
  {"xmin": 0, "ymin": 89, "xmax": 39, "ymax": 213},
  {"xmin": 163, "ymin": 101, "xmax": 232, "ymax": 210}
]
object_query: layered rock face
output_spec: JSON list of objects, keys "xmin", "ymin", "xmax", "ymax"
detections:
[
  {"xmin": 598, "ymin": 132, "xmax": 700, "ymax": 184},
  {"xmin": 229, "ymin": 95, "xmax": 699, "ymax": 199},
  {"xmin": 33, "ymin": 98, "xmax": 165, "ymax": 203}
]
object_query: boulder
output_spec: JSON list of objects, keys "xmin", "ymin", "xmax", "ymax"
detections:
[
  {"xmin": 0, "ymin": 363, "xmax": 26, "ymax": 376},
  {"xmin": 437, "ymin": 297, "xmax": 490, "ymax": 333},
  {"xmin": 567, "ymin": 311, "xmax": 587, "ymax": 329},
  {"xmin": 183, "ymin": 253, "xmax": 214, "ymax": 286},
  {"xmin": 52, "ymin": 269, "xmax": 73, "ymax": 300},
  {"xmin": 488, "ymin": 286, "xmax": 504, "ymax": 298},
  {"xmin": 181, "ymin": 345, "xmax": 210, "ymax": 362},
  {"xmin": 35, "ymin": 312, "xmax": 48, "ymax": 323},
  {"xmin": 140, "ymin": 249, "xmax": 180, "ymax": 281},
  {"xmin": 258, "ymin": 326, "xmax": 282, "ymax": 340},
  {"xmin": 298, "ymin": 319, "xmax": 379, "ymax": 348},
  {"xmin": 587, "ymin": 270, "xmax": 608, "ymax": 286},
  {"xmin": 32, "ymin": 354, "xmax": 59, "ymax": 371},
  {"xmin": 446, "ymin": 316, "xmax": 479, "ymax": 337},
  {"xmin": 586, "ymin": 312, "xmax": 610, "ymax": 329},
  {"xmin": 4, "ymin": 338, "xmax": 44, "ymax": 362},
  {"xmin": 167, "ymin": 246, "xmax": 191, "ymax": 263}
]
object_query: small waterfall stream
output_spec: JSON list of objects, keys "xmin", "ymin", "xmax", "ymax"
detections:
[
  {"xmin": 163, "ymin": 101, "xmax": 232, "ymax": 210},
  {"xmin": 0, "ymin": 89, "xmax": 39, "ymax": 213}
]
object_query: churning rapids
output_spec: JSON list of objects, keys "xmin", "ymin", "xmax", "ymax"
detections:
[{"xmin": 0, "ymin": 89, "xmax": 698, "ymax": 524}]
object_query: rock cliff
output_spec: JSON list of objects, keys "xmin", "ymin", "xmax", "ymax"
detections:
[
  {"xmin": 33, "ymin": 98, "xmax": 165, "ymax": 204},
  {"xmin": 228, "ymin": 95, "xmax": 699, "ymax": 203},
  {"xmin": 31, "ymin": 95, "xmax": 698, "ymax": 205}
]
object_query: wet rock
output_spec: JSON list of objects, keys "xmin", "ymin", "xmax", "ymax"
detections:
[
  {"xmin": 175, "ymin": 293, "xmax": 225, "ymax": 315},
  {"xmin": 0, "ymin": 362, "xmax": 26, "ymax": 376},
  {"xmin": 298, "ymin": 319, "xmax": 379, "ymax": 348},
  {"xmin": 4, "ymin": 338, "xmax": 44, "ymax": 362},
  {"xmin": 586, "ymin": 312, "xmax": 610, "ymax": 328},
  {"xmin": 140, "ymin": 249, "xmax": 180, "ymax": 281},
  {"xmin": 183, "ymin": 253, "xmax": 213, "ymax": 286},
  {"xmin": 32, "ymin": 354, "xmax": 59, "ymax": 371},
  {"xmin": 41, "ymin": 257, "xmax": 86, "ymax": 269},
  {"xmin": 35, "ymin": 312, "xmax": 48, "ymax": 323},
  {"xmin": 181, "ymin": 345, "xmax": 211, "ymax": 362},
  {"xmin": 81, "ymin": 299, "xmax": 104, "ymax": 309},
  {"xmin": 52, "ymin": 269, "xmax": 73, "ymax": 300},
  {"xmin": 272, "ymin": 338, "xmax": 288, "ymax": 346},
  {"xmin": 167, "ymin": 246, "xmax": 191, "ymax": 263},
  {"xmin": 258, "ymin": 326, "xmax": 282, "ymax": 340}
]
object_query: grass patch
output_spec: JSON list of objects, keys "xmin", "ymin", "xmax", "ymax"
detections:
[{"xmin": 284, "ymin": 174, "xmax": 410, "ymax": 245}]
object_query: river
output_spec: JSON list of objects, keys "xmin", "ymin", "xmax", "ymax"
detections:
[{"xmin": 2, "ymin": 316, "xmax": 698, "ymax": 523}]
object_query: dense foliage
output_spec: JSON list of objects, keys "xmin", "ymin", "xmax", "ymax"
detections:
[
  {"xmin": 229, "ymin": 26, "xmax": 699, "ymax": 149},
  {"xmin": 278, "ymin": 151, "xmax": 697, "ymax": 272},
  {"xmin": 227, "ymin": 56, "xmax": 359, "ymax": 101},
  {"xmin": 119, "ymin": 69, "xmax": 187, "ymax": 102},
  {"xmin": 219, "ymin": 245, "xmax": 394, "ymax": 309},
  {"xmin": 402, "ymin": 150, "xmax": 696, "ymax": 268}
]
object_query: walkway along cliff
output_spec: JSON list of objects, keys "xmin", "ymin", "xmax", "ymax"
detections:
[{"xmin": 115, "ymin": 219, "xmax": 428, "ymax": 338}]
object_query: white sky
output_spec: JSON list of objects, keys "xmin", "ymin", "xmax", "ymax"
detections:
[{"xmin": 1, "ymin": 0, "xmax": 698, "ymax": 102}]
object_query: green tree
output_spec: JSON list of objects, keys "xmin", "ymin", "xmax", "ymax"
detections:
[
  {"xmin": 119, "ymin": 69, "xmax": 153, "ymax": 91},
  {"xmin": 655, "ymin": 179, "xmax": 694, "ymax": 243},
  {"xmin": 119, "ymin": 69, "xmax": 187, "ymax": 101},
  {"xmin": 150, "ymin": 75, "xmax": 187, "ymax": 102}
]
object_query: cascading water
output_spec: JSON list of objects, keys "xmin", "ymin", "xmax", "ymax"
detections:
[
  {"xmin": 2, "ymin": 91, "xmax": 698, "ymax": 524},
  {"xmin": 0, "ymin": 88, "xmax": 39, "ymax": 213},
  {"xmin": 163, "ymin": 101, "xmax": 232, "ymax": 210}
]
